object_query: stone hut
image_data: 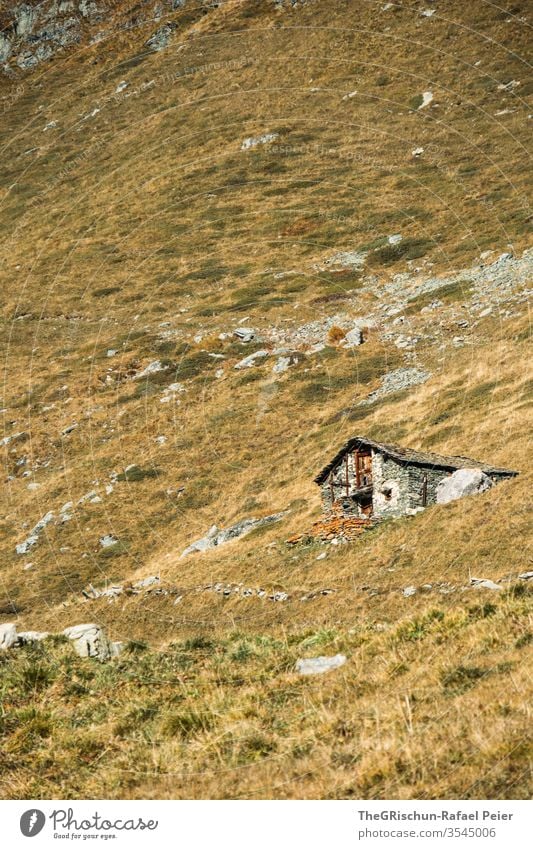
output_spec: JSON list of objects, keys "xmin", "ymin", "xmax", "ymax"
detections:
[{"xmin": 314, "ymin": 436, "xmax": 517, "ymax": 520}]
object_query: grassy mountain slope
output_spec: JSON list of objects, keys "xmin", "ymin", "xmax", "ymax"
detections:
[{"xmin": 0, "ymin": 0, "xmax": 531, "ymax": 799}]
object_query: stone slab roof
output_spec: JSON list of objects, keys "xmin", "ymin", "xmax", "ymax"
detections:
[{"xmin": 314, "ymin": 436, "xmax": 518, "ymax": 484}]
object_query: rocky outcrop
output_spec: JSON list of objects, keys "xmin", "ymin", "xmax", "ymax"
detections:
[
  {"xmin": 361, "ymin": 368, "xmax": 431, "ymax": 405},
  {"xmin": 181, "ymin": 512, "xmax": 287, "ymax": 557},
  {"xmin": 436, "ymin": 469, "xmax": 493, "ymax": 505}
]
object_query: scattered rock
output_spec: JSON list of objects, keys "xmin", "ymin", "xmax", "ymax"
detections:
[
  {"xmin": 388, "ymin": 234, "xmax": 403, "ymax": 245},
  {"xmin": 241, "ymin": 133, "xmax": 279, "ymax": 150},
  {"xmin": 436, "ymin": 469, "xmax": 493, "ymax": 504},
  {"xmin": 16, "ymin": 511, "xmax": 54, "ymax": 555},
  {"xmin": 519, "ymin": 571, "xmax": 533, "ymax": 581},
  {"xmin": 325, "ymin": 249, "xmax": 367, "ymax": 269},
  {"xmin": 295, "ymin": 654, "xmax": 347, "ymax": 676},
  {"xmin": 419, "ymin": 91, "xmax": 434, "ymax": 108},
  {"xmin": 361, "ymin": 368, "xmax": 430, "ymax": 404},
  {"xmin": 412, "ymin": 147, "xmax": 424, "ymax": 157},
  {"xmin": 403, "ymin": 586, "xmax": 417, "ymax": 597}
]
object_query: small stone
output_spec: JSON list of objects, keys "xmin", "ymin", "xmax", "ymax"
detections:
[
  {"xmin": 412, "ymin": 147, "xmax": 424, "ymax": 157},
  {"xmin": 233, "ymin": 327, "xmax": 255, "ymax": 342},
  {"xmin": 99, "ymin": 534, "xmax": 118, "ymax": 548},
  {"xmin": 403, "ymin": 586, "xmax": 417, "ymax": 597}
]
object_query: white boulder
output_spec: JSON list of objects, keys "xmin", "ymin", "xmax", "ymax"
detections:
[
  {"xmin": 436, "ymin": 468, "xmax": 493, "ymax": 505},
  {"xmin": 0, "ymin": 623, "xmax": 18, "ymax": 650}
]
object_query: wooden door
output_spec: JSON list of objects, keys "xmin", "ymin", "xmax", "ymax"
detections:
[{"xmin": 354, "ymin": 450, "xmax": 372, "ymax": 487}]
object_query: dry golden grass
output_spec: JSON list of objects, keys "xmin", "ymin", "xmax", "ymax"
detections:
[{"xmin": 0, "ymin": 0, "xmax": 531, "ymax": 799}]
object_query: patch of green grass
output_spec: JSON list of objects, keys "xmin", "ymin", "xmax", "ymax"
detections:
[
  {"xmin": 403, "ymin": 279, "xmax": 474, "ymax": 315},
  {"xmin": 369, "ymin": 237, "xmax": 435, "ymax": 266},
  {"xmin": 441, "ymin": 665, "xmax": 488, "ymax": 694},
  {"xmin": 98, "ymin": 541, "xmax": 129, "ymax": 558}
]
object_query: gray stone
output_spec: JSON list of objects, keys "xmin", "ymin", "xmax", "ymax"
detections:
[
  {"xmin": 436, "ymin": 469, "xmax": 492, "ymax": 504},
  {"xmin": 403, "ymin": 586, "xmax": 417, "ymax": 597},
  {"xmin": 63, "ymin": 623, "xmax": 114, "ymax": 661},
  {"xmin": 295, "ymin": 654, "xmax": 347, "ymax": 676},
  {"xmin": 470, "ymin": 578, "xmax": 502, "ymax": 591},
  {"xmin": 519, "ymin": 571, "xmax": 533, "ymax": 581},
  {"xmin": 0, "ymin": 623, "xmax": 18, "ymax": 650}
]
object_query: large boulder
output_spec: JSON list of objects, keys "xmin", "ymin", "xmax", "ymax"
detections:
[
  {"xmin": 436, "ymin": 468, "xmax": 492, "ymax": 505},
  {"xmin": 63, "ymin": 623, "xmax": 121, "ymax": 661}
]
